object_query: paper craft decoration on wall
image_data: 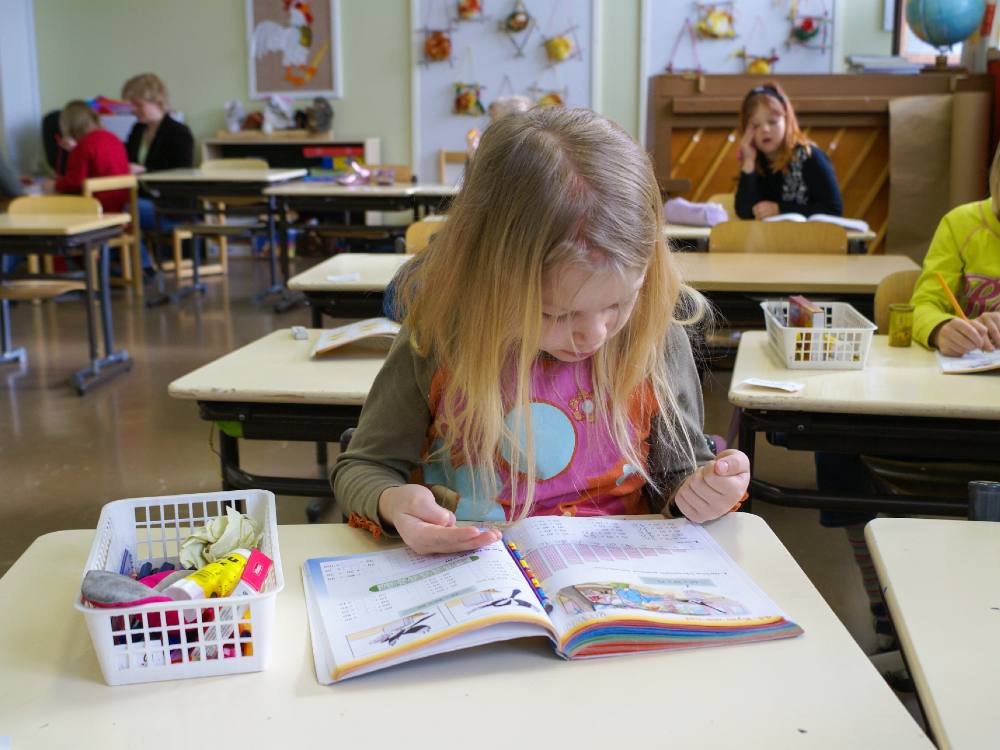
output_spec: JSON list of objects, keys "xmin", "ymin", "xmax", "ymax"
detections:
[
  {"xmin": 529, "ymin": 71, "xmax": 568, "ymax": 107},
  {"xmin": 665, "ymin": 18, "xmax": 703, "ymax": 72},
  {"xmin": 246, "ymin": 0, "xmax": 342, "ymax": 98},
  {"xmin": 424, "ymin": 29, "xmax": 454, "ymax": 63},
  {"xmin": 695, "ymin": 2, "xmax": 736, "ymax": 39},
  {"xmin": 787, "ymin": 1, "xmax": 830, "ymax": 50},
  {"xmin": 499, "ymin": 0, "xmax": 536, "ymax": 57},
  {"xmin": 541, "ymin": 0, "xmax": 582, "ymax": 65},
  {"xmin": 456, "ymin": 0, "xmax": 484, "ymax": 21},
  {"xmin": 733, "ymin": 47, "xmax": 780, "ymax": 74},
  {"xmin": 454, "ymin": 82, "xmax": 486, "ymax": 115}
]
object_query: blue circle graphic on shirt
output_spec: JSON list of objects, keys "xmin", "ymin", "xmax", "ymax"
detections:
[
  {"xmin": 422, "ymin": 440, "xmax": 506, "ymax": 522},
  {"xmin": 501, "ymin": 402, "xmax": 575, "ymax": 480}
]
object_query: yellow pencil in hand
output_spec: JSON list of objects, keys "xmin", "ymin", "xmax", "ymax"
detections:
[{"xmin": 935, "ymin": 272, "xmax": 969, "ymax": 321}]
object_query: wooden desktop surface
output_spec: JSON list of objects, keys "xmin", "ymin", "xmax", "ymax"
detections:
[
  {"xmin": 0, "ymin": 213, "xmax": 130, "ymax": 236},
  {"xmin": 140, "ymin": 168, "xmax": 307, "ymax": 184},
  {"xmin": 866, "ymin": 518, "xmax": 1000, "ymax": 750},
  {"xmin": 664, "ymin": 222, "xmax": 877, "ymax": 243},
  {"xmin": 168, "ymin": 329, "xmax": 385, "ymax": 404},
  {"xmin": 263, "ymin": 181, "xmax": 458, "ymax": 197},
  {"xmin": 676, "ymin": 252, "xmax": 918, "ymax": 293},
  {"xmin": 729, "ymin": 331, "xmax": 1000, "ymax": 420},
  {"xmin": 0, "ymin": 514, "xmax": 932, "ymax": 749},
  {"xmin": 288, "ymin": 253, "xmax": 412, "ymax": 292}
]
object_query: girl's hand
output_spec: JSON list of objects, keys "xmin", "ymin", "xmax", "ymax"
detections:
[
  {"xmin": 978, "ymin": 311, "xmax": 1000, "ymax": 350},
  {"xmin": 752, "ymin": 200, "xmax": 780, "ymax": 219},
  {"xmin": 378, "ymin": 484, "xmax": 501, "ymax": 554},
  {"xmin": 673, "ymin": 449, "xmax": 750, "ymax": 523},
  {"xmin": 129, "ymin": 162, "xmax": 147, "ymax": 175},
  {"xmin": 739, "ymin": 128, "xmax": 757, "ymax": 172},
  {"xmin": 933, "ymin": 317, "xmax": 991, "ymax": 356}
]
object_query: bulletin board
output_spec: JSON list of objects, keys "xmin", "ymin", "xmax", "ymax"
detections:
[
  {"xmin": 411, "ymin": 0, "xmax": 597, "ymax": 184},
  {"xmin": 640, "ymin": 0, "xmax": 836, "ymax": 144}
]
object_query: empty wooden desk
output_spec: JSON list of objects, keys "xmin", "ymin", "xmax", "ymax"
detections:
[
  {"xmin": 729, "ymin": 331, "xmax": 1000, "ymax": 514},
  {"xmin": 866, "ymin": 518, "xmax": 1000, "ymax": 750},
  {"xmin": 0, "ymin": 514, "xmax": 933, "ymax": 748},
  {"xmin": 168, "ymin": 328, "xmax": 386, "ymax": 519},
  {"xmin": 0, "ymin": 213, "xmax": 132, "ymax": 393},
  {"xmin": 288, "ymin": 252, "xmax": 412, "ymax": 324}
]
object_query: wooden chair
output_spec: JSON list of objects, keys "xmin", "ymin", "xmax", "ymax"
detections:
[
  {"xmin": 2, "ymin": 196, "xmax": 94, "ymax": 360},
  {"xmin": 169, "ymin": 158, "xmax": 269, "ymax": 279},
  {"xmin": 404, "ymin": 215, "xmax": 446, "ymax": 253},
  {"xmin": 707, "ymin": 192, "xmax": 736, "ymax": 221},
  {"xmin": 708, "ymin": 221, "xmax": 848, "ymax": 254},
  {"xmin": 873, "ymin": 268, "xmax": 921, "ymax": 333},
  {"xmin": 84, "ymin": 175, "xmax": 142, "ymax": 293},
  {"xmin": 438, "ymin": 150, "xmax": 467, "ymax": 183}
]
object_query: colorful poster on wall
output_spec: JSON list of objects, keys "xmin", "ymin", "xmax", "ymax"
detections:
[{"xmin": 246, "ymin": 0, "xmax": 343, "ymax": 98}]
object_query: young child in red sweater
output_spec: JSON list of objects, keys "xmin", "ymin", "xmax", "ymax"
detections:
[{"xmin": 54, "ymin": 100, "xmax": 130, "ymax": 213}]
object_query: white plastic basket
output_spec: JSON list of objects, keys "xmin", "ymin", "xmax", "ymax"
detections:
[
  {"xmin": 761, "ymin": 300, "xmax": 876, "ymax": 370},
  {"xmin": 74, "ymin": 490, "xmax": 284, "ymax": 686}
]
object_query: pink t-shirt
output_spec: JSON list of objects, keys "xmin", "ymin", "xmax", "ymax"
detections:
[{"xmin": 415, "ymin": 357, "xmax": 655, "ymax": 522}]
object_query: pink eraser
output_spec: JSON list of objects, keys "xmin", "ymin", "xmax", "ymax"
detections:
[{"xmin": 239, "ymin": 549, "xmax": 272, "ymax": 592}]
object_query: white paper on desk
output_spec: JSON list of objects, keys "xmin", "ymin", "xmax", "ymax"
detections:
[
  {"xmin": 325, "ymin": 272, "xmax": 362, "ymax": 283},
  {"xmin": 739, "ymin": 378, "xmax": 804, "ymax": 393},
  {"xmin": 936, "ymin": 348, "xmax": 1000, "ymax": 374}
]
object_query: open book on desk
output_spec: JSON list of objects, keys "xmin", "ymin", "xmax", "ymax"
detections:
[
  {"xmin": 303, "ymin": 516, "xmax": 803, "ymax": 683},
  {"xmin": 763, "ymin": 213, "xmax": 870, "ymax": 233},
  {"xmin": 937, "ymin": 347, "xmax": 1000, "ymax": 374},
  {"xmin": 310, "ymin": 317, "xmax": 400, "ymax": 357}
]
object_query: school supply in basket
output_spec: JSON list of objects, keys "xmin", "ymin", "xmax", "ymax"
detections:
[
  {"xmin": 310, "ymin": 317, "xmax": 401, "ymax": 357},
  {"xmin": 302, "ymin": 516, "xmax": 803, "ymax": 683}
]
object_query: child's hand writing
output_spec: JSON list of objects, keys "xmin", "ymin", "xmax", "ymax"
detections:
[
  {"xmin": 934, "ymin": 316, "xmax": 995, "ymax": 356},
  {"xmin": 378, "ymin": 484, "xmax": 502, "ymax": 555},
  {"xmin": 673, "ymin": 449, "xmax": 750, "ymax": 523}
]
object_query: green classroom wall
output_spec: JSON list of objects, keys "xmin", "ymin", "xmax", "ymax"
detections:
[
  {"xmin": 32, "ymin": 0, "xmax": 642, "ymax": 166},
  {"xmin": 32, "ymin": 1, "xmax": 889, "ymax": 165}
]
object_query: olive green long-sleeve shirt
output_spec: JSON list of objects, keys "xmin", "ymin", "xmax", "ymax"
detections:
[{"xmin": 331, "ymin": 323, "xmax": 714, "ymax": 533}]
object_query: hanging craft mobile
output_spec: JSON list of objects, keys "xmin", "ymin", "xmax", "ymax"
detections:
[
  {"xmin": 733, "ymin": 47, "xmax": 779, "ymax": 74},
  {"xmin": 695, "ymin": 2, "xmax": 736, "ymax": 40},
  {"xmin": 529, "ymin": 73, "xmax": 568, "ymax": 108},
  {"xmin": 541, "ymin": 0, "xmax": 582, "ymax": 65},
  {"xmin": 418, "ymin": 0, "xmax": 456, "ymax": 65},
  {"xmin": 454, "ymin": 82, "xmax": 486, "ymax": 116},
  {"xmin": 786, "ymin": 0, "xmax": 830, "ymax": 50},
  {"xmin": 664, "ymin": 18, "xmax": 703, "ymax": 73},
  {"xmin": 499, "ymin": 0, "xmax": 536, "ymax": 57},
  {"xmin": 456, "ymin": 0, "xmax": 484, "ymax": 21}
]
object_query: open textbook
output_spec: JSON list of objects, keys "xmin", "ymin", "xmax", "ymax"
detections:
[
  {"xmin": 936, "ymin": 347, "xmax": 1000, "ymax": 374},
  {"xmin": 763, "ymin": 213, "xmax": 870, "ymax": 233},
  {"xmin": 302, "ymin": 516, "xmax": 803, "ymax": 683},
  {"xmin": 310, "ymin": 317, "xmax": 400, "ymax": 357}
]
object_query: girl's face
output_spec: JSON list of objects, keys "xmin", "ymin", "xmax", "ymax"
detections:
[
  {"xmin": 539, "ymin": 263, "xmax": 645, "ymax": 362},
  {"xmin": 746, "ymin": 101, "xmax": 786, "ymax": 158}
]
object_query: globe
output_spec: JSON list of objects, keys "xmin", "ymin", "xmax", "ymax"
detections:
[{"xmin": 906, "ymin": 0, "xmax": 986, "ymax": 51}]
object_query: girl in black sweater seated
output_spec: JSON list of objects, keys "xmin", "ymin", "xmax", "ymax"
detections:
[{"xmin": 734, "ymin": 82, "xmax": 842, "ymax": 220}]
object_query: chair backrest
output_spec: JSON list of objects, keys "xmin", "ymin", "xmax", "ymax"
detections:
[
  {"xmin": 405, "ymin": 215, "xmax": 447, "ymax": 253},
  {"xmin": 437, "ymin": 149, "xmax": 467, "ymax": 183},
  {"xmin": 708, "ymin": 220, "xmax": 847, "ymax": 254},
  {"xmin": 84, "ymin": 175, "xmax": 139, "ymax": 232},
  {"xmin": 201, "ymin": 158, "xmax": 269, "ymax": 171},
  {"xmin": 374, "ymin": 164, "xmax": 413, "ymax": 184},
  {"xmin": 9, "ymin": 195, "xmax": 102, "ymax": 215},
  {"xmin": 874, "ymin": 268, "xmax": 921, "ymax": 333},
  {"xmin": 707, "ymin": 192, "xmax": 736, "ymax": 221}
]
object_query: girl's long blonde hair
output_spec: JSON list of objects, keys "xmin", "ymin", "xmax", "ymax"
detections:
[{"xmin": 400, "ymin": 107, "xmax": 704, "ymax": 519}]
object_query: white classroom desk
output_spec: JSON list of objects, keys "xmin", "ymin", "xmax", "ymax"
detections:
[
  {"xmin": 865, "ymin": 518, "xmax": 1000, "ymax": 750},
  {"xmin": 140, "ymin": 167, "xmax": 308, "ymax": 185},
  {"xmin": 664, "ymin": 222, "xmax": 877, "ymax": 245},
  {"xmin": 169, "ymin": 329, "xmax": 385, "ymax": 516},
  {"xmin": 729, "ymin": 332, "xmax": 1000, "ymax": 515},
  {"xmin": 0, "ymin": 514, "xmax": 932, "ymax": 749}
]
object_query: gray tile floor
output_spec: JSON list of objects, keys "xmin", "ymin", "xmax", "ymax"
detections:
[{"xmin": 0, "ymin": 256, "xmax": 922, "ymax": 725}]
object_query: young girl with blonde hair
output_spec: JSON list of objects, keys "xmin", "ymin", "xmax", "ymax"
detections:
[
  {"xmin": 734, "ymin": 82, "xmax": 842, "ymax": 220},
  {"xmin": 333, "ymin": 107, "xmax": 750, "ymax": 554}
]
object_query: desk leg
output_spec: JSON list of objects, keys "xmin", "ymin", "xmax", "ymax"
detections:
[
  {"xmin": 145, "ymin": 204, "xmax": 172, "ymax": 308},
  {"xmin": 72, "ymin": 241, "xmax": 132, "ymax": 395},
  {"xmin": 219, "ymin": 429, "xmax": 240, "ymax": 491},
  {"xmin": 0, "ymin": 298, "xmax": 27, "ymax": 366},
  {"xmin": 272, "ymin": 198, "xmax": 305, "ymax": 313}
]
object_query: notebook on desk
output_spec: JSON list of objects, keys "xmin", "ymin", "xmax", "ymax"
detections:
[
  {"xmin": 310, "ymin": 318, "xmax": 400, "ymax": 357},
  {"xmin": 936, "ymin": 348, "xmax": 1000, "ymax": 374}
]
